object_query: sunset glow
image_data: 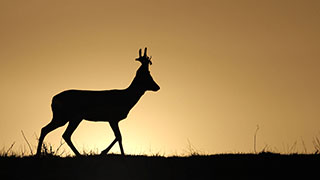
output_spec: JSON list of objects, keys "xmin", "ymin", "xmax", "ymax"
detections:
[{"xmin": 1, "ymin": 0, "xmax": 320, "ymax": 155}]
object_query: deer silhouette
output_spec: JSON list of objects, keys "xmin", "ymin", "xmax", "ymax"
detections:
[{"xmin": 36, "ymin": 48, "xmax": 160, "ymax": 156}]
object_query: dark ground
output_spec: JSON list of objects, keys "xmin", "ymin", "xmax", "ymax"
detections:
[{"xmin": 0, "ymin": 153, "xmax": 319, "ymax": 180}]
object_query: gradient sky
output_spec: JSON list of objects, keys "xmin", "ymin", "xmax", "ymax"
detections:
[{"xmin": 1, "ymin": 0, "xmax": 320, "ymax": 155}]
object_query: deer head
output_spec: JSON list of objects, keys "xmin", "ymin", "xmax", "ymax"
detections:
[{"xmin": 133, "ymin": 48, "xmax": 160, "ymax": 92}]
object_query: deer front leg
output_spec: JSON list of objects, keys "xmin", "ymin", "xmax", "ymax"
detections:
[
  {"xmin": 62, "ymin": 119, "xmax": 82, "ymax": 156},
  {"xmin": 101, "ymin": 138, "xmax": 117, "ymax": 155},
  {"xmin": 101, "ymin": 122, "xmax": 125, "ymax": 156}
]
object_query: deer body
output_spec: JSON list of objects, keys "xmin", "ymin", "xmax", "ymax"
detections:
[
  {"xmin": 36, "ymin": 48, "xmax": 159, "ymax": 156},
  {"xmin": 52, "ymin": 88, "xmax": 144, "ymax": 122}
]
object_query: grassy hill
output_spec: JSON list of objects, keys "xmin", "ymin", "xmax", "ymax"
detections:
[{"xmin": 1, "ymin": 153, "xmax": 319, "ymax": 179}]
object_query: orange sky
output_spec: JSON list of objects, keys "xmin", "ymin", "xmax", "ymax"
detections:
[{"xmin": 1, "ymin": 0, "xmax": 320, "ymax": 155}]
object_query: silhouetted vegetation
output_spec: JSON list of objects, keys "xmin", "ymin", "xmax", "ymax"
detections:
[{"xmin": 0, "ymin": 152, "xmax": 319, "ymax": 179}]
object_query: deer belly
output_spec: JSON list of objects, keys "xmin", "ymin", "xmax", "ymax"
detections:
[{"xmin": 83, "ymin": 107, "xmax": 129, "ymax": 122}]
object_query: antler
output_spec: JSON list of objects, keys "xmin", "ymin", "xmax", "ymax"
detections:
[{"xmin": 136, "ymin": 47, "xmax": 152, "ymax": 65}]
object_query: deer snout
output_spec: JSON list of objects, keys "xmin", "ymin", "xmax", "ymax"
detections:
[{"xmin": 153, "ymin": 83, "xmax": 160, "ymax": 91}]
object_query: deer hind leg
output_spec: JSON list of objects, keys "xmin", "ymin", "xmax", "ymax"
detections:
[
  {"xmin": 101, "ymin": 122, "xmax": 125, "ymax": 156},
  {"xmin": 36, "ymin": 118, "xmax": 67, "ymax": 156},
  {"xmin": 62, "ymin": 119, "xmax": 82, "ymax": 156}
]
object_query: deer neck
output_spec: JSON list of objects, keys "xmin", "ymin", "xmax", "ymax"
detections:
[
  {"xmin": 126, "ymin": 79, "xmax": 146, "ymax": 105},
  {"xmin": 125, "ymin": 65, "xmax": 148, "ymax": 104},
  {"xmin": 127, "ymin": 82, "xmax": 145, "ymax": 97}
]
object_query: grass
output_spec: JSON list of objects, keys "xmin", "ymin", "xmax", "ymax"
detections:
[
  {"xmin": 313, "ymin": 136, "xmax": 320, "ymax": 154},
  {"xmin": 1, "ymin": 151, "xmax": 319, "ymax": 180},
  {"xmin": 1, "ymin": 140, "xmax": 320, "ymax": 179},
  {"xmin": 3, "ymin": 132, "xmax": 320, "ymax": 157},
  {"xmin": 1, "ymin": 131, "xmax": 320, "ymax": 179}
]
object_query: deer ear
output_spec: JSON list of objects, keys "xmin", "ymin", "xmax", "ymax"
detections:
[{"xmin": 144, "ymin": 47, "xmax": 147, "ymax": 57}]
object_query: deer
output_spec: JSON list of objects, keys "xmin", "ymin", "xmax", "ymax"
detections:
[{"xmin": 36, "ymin": 48, "xmax": 160, "ymax": 156}]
